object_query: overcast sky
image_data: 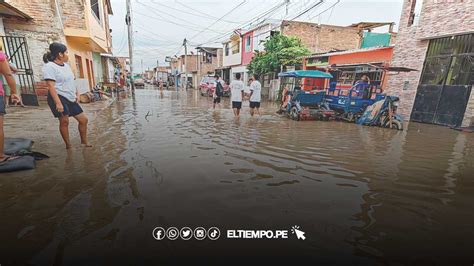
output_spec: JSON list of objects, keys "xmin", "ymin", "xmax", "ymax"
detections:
[{"xmin": 109, "ymin": 0, "xmax": 404, "ymax": 73}]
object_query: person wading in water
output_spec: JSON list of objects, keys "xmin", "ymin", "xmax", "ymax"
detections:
[{"xmin": 42, "ymin": 42, "xmax": 92, "ymax": 149}]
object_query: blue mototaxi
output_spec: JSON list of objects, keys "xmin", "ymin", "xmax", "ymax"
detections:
[
  {"xmin": 278, "ymin": 70, "xmax": 335, "ymax": 121},
  {"xmin": 325, "ymin": 83, "xmax": 386, "ymax": 122}
]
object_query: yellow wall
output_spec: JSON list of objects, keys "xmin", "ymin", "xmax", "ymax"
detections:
[
  {"xmin": 67, "ymin": 38, "xmax": 93, "ymax": 85},
  {"xmin": 86, "ymin": 0, "xmax": 108, "ymax": 52}
]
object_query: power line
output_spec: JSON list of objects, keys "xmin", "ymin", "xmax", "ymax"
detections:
[
  {"xmin": 153, "ymin": 0, "xmax": 243, "ymax": 24},
  {"xmin": 248, "ymin": 0, "xmax": 325, "ymax": 40},
  {"xmin": 199, "ymin": 0, "xmax": 313, "ymax": 46},
  {"xmin": 114, "ymin": 24, "xmax": 128, "ymax": 55},
  {"xmin": 135, "ymin": 1, "xmax": 227, "ymax": 35},
  {"xmin": 308, "ymin": 0, "xmax": 340, "ymax": 21},
  {"xmin": 290, "ymin": 0, "xmax": 324, "ymax": 20},
  {"xmin": 195, "ymin": 0, "xmax": 289, "ymax": 46},
  {"xmin": 134, "ymin": 23, "xmax": 182, "ymax": 44},
  {"xmin": 188, "ymin": 0, "xmax": 248, "ymax": 41}
]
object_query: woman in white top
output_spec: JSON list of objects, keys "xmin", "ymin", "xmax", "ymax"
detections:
[{"xmin": 43, "ymin": 42, "xmax": 91, "ymax": 149}]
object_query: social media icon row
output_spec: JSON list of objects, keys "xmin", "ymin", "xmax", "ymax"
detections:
[{"xmin": 153, "ymin": 227, "xmax": 220, "ymax": 241}]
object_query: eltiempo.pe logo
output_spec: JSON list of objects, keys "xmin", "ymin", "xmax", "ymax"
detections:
[{"xmin": 153, "ymin": 226, "xmax": 305, "ymax": 241}]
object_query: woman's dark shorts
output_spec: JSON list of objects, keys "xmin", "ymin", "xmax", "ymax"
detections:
[
  {"xmin": 249, "ymin": 101, "xmax": 261, "ymax": 109},
  {"xmin": 0, "ymin": 96, "xmax": 5, "ymax": 115},
  {"xmin": 47, "ymin": 93, "xmax": 83, "ymax": 118},
  {"xmin": 232, "ymin": 101, "xmax": 242, "ymax": 109},
  {"xmin": 213, "ymin": 97, "xmax": 221, "ymax": 104}
]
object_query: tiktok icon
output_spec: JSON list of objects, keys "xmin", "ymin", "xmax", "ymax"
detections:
[{"xmin": 207, "ymin": 227, "xmax": 220, "ymax": 240}]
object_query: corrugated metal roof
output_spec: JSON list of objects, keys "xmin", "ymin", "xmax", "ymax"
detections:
[{"xmin": 301, "ymin": 46, "xmax": 394, "ymax": 60}]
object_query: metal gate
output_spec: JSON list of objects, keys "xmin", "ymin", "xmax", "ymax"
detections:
[
  {"xmin": 0, "ymin": 36, "xmax": 39, "ymax": 106},
  {"xmin": 411, "ymin": 34, "xmax": 474, "ymax": 127},
  {"xmin": 412, "ymin": 84, "xmax": 472, "ymax": 126}
]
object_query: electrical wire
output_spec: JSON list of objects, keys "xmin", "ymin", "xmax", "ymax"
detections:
[
  {"xmin": 135, "ymin": 1, "xmax": 227, "ymax": 34},
  {"xmin": 308, "ymin": 0, "xmax": 340, "ymax": 21},
  {"xmin": 195, "ymin": 0, "xmax": 289, "ymax": 46},
  {"xmin": 152, "ymin": 0, "xmax": 243, "ymax": 24},
  {"xmin": 188, "ymin": 0, "xmax": 248, "ymax": 41}
]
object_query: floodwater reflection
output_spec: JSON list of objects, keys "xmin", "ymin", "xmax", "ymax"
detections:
[{"xmin": 1, "ymin": 89, "xmax": 473, "ymax": 264}]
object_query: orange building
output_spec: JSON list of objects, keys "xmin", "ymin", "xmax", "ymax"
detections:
[{"xmin": 302, "ymin": 46, "xmax": 394, "ymax": 91}]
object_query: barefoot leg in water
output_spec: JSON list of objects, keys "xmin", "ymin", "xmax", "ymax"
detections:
[
  {"xmin": 59, "ymin": 115, "xmax": 72, "ymax": 149},
  {"xmin": 74, "ymin": 113, "xmax": 92, "ymax": 147}
]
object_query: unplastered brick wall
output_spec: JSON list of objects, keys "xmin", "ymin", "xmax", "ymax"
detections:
[
  {"xmin": 280, "ymin": 20, "xmax": 361, "ymax": 53},
  {"xmin": 386, "ymin": 0, "xmax": 474, "ymax": 121},
  {"xmin": 60, "ymin": 0, "xmax": 86, "ymax": 30},
  {"xmin": 181, "ymin": 55, "xmax": 198, "ymax": 73},
  {"xmin": 200, "ymin": 53, "xmax": 220, "ymax": 75},
  {"xmin": 3, "ymin": 0, "xmax": 65, "ymax": 82}
]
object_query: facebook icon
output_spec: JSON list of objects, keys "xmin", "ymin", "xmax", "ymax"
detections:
[{"xmin": 153, "ymin": 227, "xmax": 166, "ymax": 240}]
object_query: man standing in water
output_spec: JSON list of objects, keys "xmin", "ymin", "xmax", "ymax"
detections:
[
  {"xmin": 213, "ymin": 74, "xmax": 224, "ymax": 109},
  {"xmin": 249, "ymin": 74, "xmax": 262, "ymax": 117},
  {"xmin": 230, "ymin": 73, "xmax": 244, "ymax": 117}
]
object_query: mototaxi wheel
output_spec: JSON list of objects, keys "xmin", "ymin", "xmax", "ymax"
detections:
[
  {"xmin": 390, "ymin": 120, "xmax": 403, "ymax": 130},
  {"xmin": 290, "ymin": 106, "xmax": 300, "ymax": 121}
]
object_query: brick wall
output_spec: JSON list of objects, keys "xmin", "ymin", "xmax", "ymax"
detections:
[
  {"xmin": 199, "ymin": 53, "xmax": 220, "ymax": 74},
  {"xmin": 183, "ymin": 55, "xmax": 198, "ymax": 73},
  {"xmin": 3, "ymin": 0, "xmax": 65, "ymax": 82},
  {"xmin": 280, "ymin": 20, "xmax": 361, "ymax": 53},
  {"xmin": 216, "ymin": 48, "xmax": 223, "ymax": 68},
  {"xmin": 60, "ymin": 0, "xmax": 86, "ymax": 30},
  {"xmin": 386, "ymin": 0, "xmax": 474, "ymax": 122}
]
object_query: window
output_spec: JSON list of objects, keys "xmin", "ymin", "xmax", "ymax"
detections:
[
  {"xmin": 91, "ymin": 0, "xmax": 100, "ymax": 21},
  {"xmin": 231, "ymin": 40, "xmax": 240, "ymax": 54},
  {"xmin": 75, "ymin": 55, "xmax": 84, "ymax": 78},
  {"xmin": 204, "ymin": 53, "xmax": 212, "ymax": 64},
  {"xmin": 420, "ymin": 34, "xmax": 474, "ymax": 86},
  {"xmin": 245, "ymin": 36, "xmax": 251, "ymax": 52},
  {"xmin": 225, "ymin": 43, "xmax": 229, "ymax": 56},
  {"xmin": 408, "ymin": 0, "xmax": 423, "ymax": 26}
]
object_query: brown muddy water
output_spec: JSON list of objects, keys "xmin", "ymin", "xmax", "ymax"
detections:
[{"xmin": 1, "ymin": 89, "xmax": 474, "ymax": 265}]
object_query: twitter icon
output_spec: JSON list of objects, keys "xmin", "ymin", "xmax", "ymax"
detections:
[{"xmin": 180, "ymin": 227, "xmax": 193, "ymax": 240}]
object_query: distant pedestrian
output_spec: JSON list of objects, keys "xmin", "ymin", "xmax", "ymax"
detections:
[
  {"xmin": 249, "ymin": 74, "xmax": 262, "ymax": 117},
  {"xmin": 213, "ymin": 74, "xmax": 224, "ymax": 109},
  {"xmin": 158, "ymin": 77, "xmax": 164, "ymax": 90},
  {"xmin": 230, "ymin": 73, "xmax": 244, "ymax": 117},
  {"xmin": 0, "ymin": 50, "xmax": 22, "ymax": 162},
  {"xmin": 42, "ymin": 42, "xmax": 91, "ymax": 149}
]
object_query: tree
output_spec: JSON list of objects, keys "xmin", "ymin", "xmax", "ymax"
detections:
[{"xmin": 247, "ymin": 33, "xmax": 311, "ymax": 77}]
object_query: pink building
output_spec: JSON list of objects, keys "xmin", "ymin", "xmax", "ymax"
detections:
[{"xmin": 241, "ymin": 30, "xmax": 254, "ymax": 66}]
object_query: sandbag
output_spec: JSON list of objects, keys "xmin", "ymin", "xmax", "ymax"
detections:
[
  {"xmin": 4, "ymin": 138, "xmax": 33, "ymax": 155},
  {"xmin": 0, "ymin": 156, "xmax": 35, "ymax": 173}
]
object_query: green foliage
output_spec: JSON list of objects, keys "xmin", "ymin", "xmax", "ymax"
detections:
[{"xmin": 247, "ymin": 33, "xmax": 310, "ymax": 76}]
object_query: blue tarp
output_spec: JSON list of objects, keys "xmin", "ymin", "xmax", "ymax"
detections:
[{"xmin": 278, "ymin": 70, "xmax": 333, "ymax": 79}]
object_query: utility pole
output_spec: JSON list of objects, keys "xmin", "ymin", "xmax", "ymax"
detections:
[
  {"xmin": 126, "ymin": 0, "xmax": 134, "ymax": 92},
  {"xmin": 197, "ymin": 47, "xmax": 200, "ymax": 85},
  {"xmin": 183, "ymin": 38, "xmax": 188, "ymax": 90}
]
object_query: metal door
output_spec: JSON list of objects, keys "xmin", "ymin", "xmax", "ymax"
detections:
[
  {"xmin": 1, "ymin": 36, "xmax": 39, "ymax": 106},
  {"xmin": 411, "ymin": 34, "xmax": 474, "ymax": 127},
  {"xmin": 411, "ymin": 85, "xmax": 471, "ymax": 126}
]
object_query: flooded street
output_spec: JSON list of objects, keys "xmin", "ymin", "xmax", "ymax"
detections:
[{"xmin": 1, "ymin": 88, "xmax": 474, "ymax": 265}]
